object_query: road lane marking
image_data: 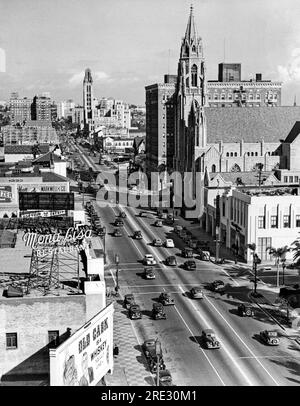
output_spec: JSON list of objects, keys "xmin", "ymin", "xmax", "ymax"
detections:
[
  {"xmin": 172, "ymin": 305, "xmax": 226, "ymax": 386},
  {"xmin": 177, "ymin": 285, "xmax": 254, "ymax": 386},
  {"xmin": 203, "ymin": 294, "xmax": 280, "ymax": 386}
]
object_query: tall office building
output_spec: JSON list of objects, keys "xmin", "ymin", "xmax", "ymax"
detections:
[
  {"xmin": 218, "ymin": 63, "xmax": 241, "ymax": 82},
  {"xmin": 31, "ymin": 95, "xmax": 52, "ymax": 122},
  {"xmin": 83, "ymin": 68, "xmax": 94, "ymax": 133},
  {"xmin": 9, "ymin": 96, "xmax": 32, "ymax": 124}
]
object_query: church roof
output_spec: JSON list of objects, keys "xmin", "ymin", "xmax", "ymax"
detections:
[
  {"xmin": 205, "ymin": 106, "xmax": 300, "ymax": 143},
  {"xmin": 209, "ymin": 171, "xmax": 279, "ymax": 186}
]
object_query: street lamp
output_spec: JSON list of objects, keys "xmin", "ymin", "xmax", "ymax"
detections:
[
  {"xmin": 282, "ymin": 259, "xmax": 286, "ymax": 286},
  {"xmin": 115, "ymin": 253, "xmax": 120, "ymax": 293},
  {"xmin": 102, "ymin": 226, "xmax": 106, "ymax": 264},
  {"xmin": 252, "ymin": 253, "xmax": 261, "ymax": 296},
  {"xmin": 155, "ymin": 338, "xmax": 162, "ymax": 386}
]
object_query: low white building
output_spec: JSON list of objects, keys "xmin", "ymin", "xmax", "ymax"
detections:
[{"xmin": 220, "ymin": 187, "xmax": 300, "ymax": 263}]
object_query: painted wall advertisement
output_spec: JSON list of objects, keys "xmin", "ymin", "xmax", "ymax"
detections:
[
  {"xmin": 49, "ymin": 303, "xmax": 114, "ymax": 386},
  {"xmin": 0, "ymin": 185, "xmax": 13, "ymax": 203}
]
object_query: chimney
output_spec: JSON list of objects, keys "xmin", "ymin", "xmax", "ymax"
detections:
[{"xmin": 256, "ymin": 73, "xmax": 262, "ymax": 81}]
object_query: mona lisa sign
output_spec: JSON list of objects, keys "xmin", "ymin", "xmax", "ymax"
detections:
[{"xmin": 49, "ymin": 303, "xmax": 114, "ymax": 386}]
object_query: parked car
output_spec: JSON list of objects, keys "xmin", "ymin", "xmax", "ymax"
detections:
[
  {"xmin": 119, "ymin": 211, "xmax": 127, "ymax": 218},
  {"xmin": 259, "ymin": 330, "xmax": 280, "ymax": 346},
  {"xmin": 166, "ymin": 256, "xmax": 177, "ymax": 266},
  {"xmin": 128, "ymin": 304, "xmax": 142, "ymax": 320},
  {"xmin": 123, "ymin": 294, "xmax": 135, "ymax": 309},
  {"xmin": 158, "ymin": 212, "xmax": 167, "ymax": 219},
  {"xmin": 115, "ymin": 219, "xmax": 124, "ymax": 227},
  {"xmin": 190, "ymin": 287, "xmax": 204, "ymax": 299},
  {"xmin": 139, "ymin": 211, "xmax": 147, "ymax": 217},
  {"xmin": 198, "ymin": 249, "xmax": 210, "ymax": 261},
  {"xmin": 201, "ymin": 329, "xmax": 220, "ymax": 349},
  {"xmin": 159, "ymin": 370, "xmax": 173, "ymax": 386},
  {"xmin": 113, "ymin": 228, "xmax": 122, "ymax": 237},
  {"xmin": 210, "ymin": 280, "xmax": 225, "ymax": 292},
  {"xmin": 159, "ymin": 292, "xmax": 175, "ymax": 305},
  {"xmin": 144, "ymin": 267, "xmax": 155, "ymax": 279},
  {"xmin": 238, "ymin": 303, "xmax": 254, "ymax": 317},
  {"xmin": 165, "ymin": 239, "xmax": 175, "ymax": 248},
  {"xmin": 152, "ymin": 303, "xmax": 166, "ymax": 320},
  {"xmin": 154, "ymin": 220, "xmax": 163, "ymax": 227},
  {"xmin": 133, "ymin": 230, "xmax": 143, "ymax": 239},
  {"xmin": 143, "ymin": 254, "xmax": 157, "ymax": 265},
  {"xmin": 173, "ymin": 225, "xmax": 183, "ymax": 234},
  {"xmin": 142, "ymin": 339, "xmax": 166, "ymax": 371},
  {"xmin": 184, "ymin": 260, "xmax": 196, "ymax": 270},
  {"xmin": 182, "ymin": 247, "xmax": 193, "ymax": 258},
  {"xmin": 153, "ymin": 238, "xmax": 163, "ymax": 247}
]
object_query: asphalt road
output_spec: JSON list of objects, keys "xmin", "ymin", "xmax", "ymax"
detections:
[{"xmin": 71, "ymin": 142, "xmax": 300, "ymax": 386}]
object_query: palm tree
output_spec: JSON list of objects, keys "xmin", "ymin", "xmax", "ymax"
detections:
[{"xmin": 266, "ymin": 246, "xmax": 291, "ymax": 287}]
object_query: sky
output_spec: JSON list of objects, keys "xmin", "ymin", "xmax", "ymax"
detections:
[{"xmin": 1, "ymin": 0, "xmax": 300, "ymax": 105}]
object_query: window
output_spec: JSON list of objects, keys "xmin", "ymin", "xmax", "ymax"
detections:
[
  {"xmin": 258, "ymin": 216, "xmax": 265, "ymax": 229},
  {"xmin": 226, "ymin": 152, "xmax": 229, "ymax": 157},
  {"xmin": 214, "ymin": 94, "xmax": 219, "ymax": 100},
  {"xmin": 295, "ymin": 176, "xmax": 299, "ymax": 183},
  {"xmin": 208, "ymin": 94, "xmax": 212, "ymax": 100},
  {"xmin": 191, "ymin": 64, "xmax": 197, "ymax": 87},
  {"xmin": 249, "ymin": 94, "xmax": 253, "ymax": 100},
  {"xmin": 228, "ymin": 93, "xmax": 233, "ymax": 100},
  {"xmin": 296, "ymin": 215, "xmax": 300, "ymax": 227},
  {"xmin": 211, "ymin": 164, "xmax": 216, "ymax": 173},
  {"xmin": 221, "ymin": 94, "xmax": 225, "ymax": 100},
  {"xmin": 270, "ymin": 216, "xmax": 277, "ymax": 228},
  {"xmin": 284, "ymin": 176, "xmax": 288, "ymax": 182},
  {"xmin": 6, "ymin": 333, "xmax": 17, "ymax": 349},
  {"xmin": 283, "ymin": 215, "xmax": 290, "ymax": 228},
  {"xmin": 223, "ymin": 202, "xmax": 225, "ymax": 217},
  {"xmin": 234, "ymin": 152, "xmax": 237, "ymax": 157},
  {"xmin": 48, "ymin": 330, "xmax": 59, "ymax": 347},
  {"xmin": 289, "ymin": 176, "xmax": 293, "ymax": 183},
  {"xmin": 256, "ymin": 94, "xmax": 261, "ymax": 100},
  {"xmin": 255, "ymin": 152, "xmax": 258, "ymax": 156}
]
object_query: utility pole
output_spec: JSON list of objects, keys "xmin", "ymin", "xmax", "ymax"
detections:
[{"xmin": 215, "ymin": 194, "xmax": 220, "ymax": 263}]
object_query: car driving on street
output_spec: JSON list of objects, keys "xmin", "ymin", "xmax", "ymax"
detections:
[
  {"xmin": 165, "ymin": 239, "xmax": 175, "ymax": 248},
  {"xmin": 115, "ymin": 218, "xmax": 124, "ymax": 227},
  {"xmin": 182, "ymin": 247, "xmax": 193, "ymax": 258},
  {"xmin": 113, "ymin": 228, "xmax": 122, "ymax": 237},
  {"xmin": 154, "ymin": 220, "xmax": 163, "ymax": 227},
  {"xmin": 201, "ymin": 329, "xmax": 221, "ymax": 349},
  {"xmin": 159, "ymin": 370, "xmax": 173, "ymax": 386},
  {"xmin": 133, "ymin": 230, "xmax": 143, "ymax": 239},
  {"xmin": 173, "ymin": 225, "xmax": 183, "ymax": 234},
  {"xmin": 184, "ymin": 260, "xmax": 196, "ymax": 270},
  {"xmin": 153, "ymin": 238, "xmax": 163, "ymax": 247},
  {"xmin": 190, "ymin": 287, "xmax": 204, "ymax": 299},
  {"xmin": 143, "ymin": 254, "xmax": 157, "ymax": 265},
  {"xmin": 238, "ymin": 303, "xmax": 255, "ymax": 317},
  {"xmin": 152, "ymin": 303, "xmax": 166, "ymax": 320},
  {"xmin": 159, "ymin": 292, "xmax": 175, "ymax": 305},
  {"xmin": 143, "ymin": 267, "xmax": 155, "ymax": 279},
  {"xmin": 210, "ymin": 280, "xmax": 225, "ymax": 292},
  {"xmin": 128, "ymin": 304, "xmax": 142, "ymax": 320},
  {"xmin": 259, "ymin": 330, "xmax": 280, "ymax": 346},
  {"xmin": 165, "ymin": 256, "xmax": 177, "ymax": 266}
]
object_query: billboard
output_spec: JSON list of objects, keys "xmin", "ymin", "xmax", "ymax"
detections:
[
  {"xmin": 19, "ymin": 192, "xmax": 74, "ymax": 210},
  {"xmin": 50, "ymin": 303, "xmax": 114, "ymax": 386},
  {"xmin": 0, "ymin": 185, "xmax": 13, "ymax": 203}
]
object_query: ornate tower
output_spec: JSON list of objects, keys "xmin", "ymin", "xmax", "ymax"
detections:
[
  {"xmin": 83, "ymin": 68, "xmax": 94, "ymax": 133},
  {"xmin": 175, "ymin": 5, "xmax": 207, "ymax": 173}
]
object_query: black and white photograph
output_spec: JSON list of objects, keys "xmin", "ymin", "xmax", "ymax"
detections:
[{"xmin": 0, "ymin": 0, "xmax": 300, "ymax": 390}]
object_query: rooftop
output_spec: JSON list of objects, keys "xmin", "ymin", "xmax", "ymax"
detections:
[
  {"xmin": 205, "ymin": 106, "xmax": 300, "ymax": 143},
  {"xmin": 238, "ymin": 186, "xmax": 299, "ymax": 197},
  {"xmin": 4, "ymin": 144, "xmax": 50, "ymax": 154}
]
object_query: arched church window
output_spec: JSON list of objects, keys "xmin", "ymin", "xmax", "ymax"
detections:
[
  {"xmin": 186, "ymin": 77, "xmax": 189, "ymax": 87},
  {"xmin": 234, "ymin": 152, "xmax": 237, "ymax": 157},
  {"xmin": 230, "ymin": 152, "xmax": 233, "ymax": 157},
  {"xmin": 192, "ymin": 45, "xmax": 196, "ymax": 53},
  {"xmin": 185, "ymin": 45, "xmax": 189, "ymax": 56},
  {"xmin": 191, "ymin": 65, "xmax": 197, "ymax": 87},
  {"xmin": 230, "ymin": 164, "xmax": 241, "ymax": 172},
  {"xmin": 211, "ymin": 164, "xmax": 216, "ymax": 173},
  {"xmin": 226, "ymin": 152, "xmax": 229, "ymax": 157}
]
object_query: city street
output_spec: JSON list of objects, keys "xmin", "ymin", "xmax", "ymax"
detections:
[{"xmin": 76, "ymin": 144, "xmax": 300, "ymax": 386}]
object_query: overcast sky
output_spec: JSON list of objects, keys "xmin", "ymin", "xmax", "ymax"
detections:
[{"xmin": 1, "ymin": 0, "xmax": 300, "ymax": 105}]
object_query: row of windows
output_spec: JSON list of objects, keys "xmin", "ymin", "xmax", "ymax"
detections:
[
  {"xmin": 225, "ymin": 151, "xmax": 277, "ymax": 157},
  {"xmin": 258, "ymin": 215, "xmax": 300, "ymax": 229},
  {"xmin": 208, "ymin": 93, "xmax": 278, "ymax": 101},
  {"xmin": 5, "ymin": 331, "xmax": 59, "ymax": 350},
  {"xmin": 283, "ymin": 176, "xmax": 299, "ymax": 183}
]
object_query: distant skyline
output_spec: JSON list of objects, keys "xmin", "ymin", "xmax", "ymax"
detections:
[{"xmin": 1, "ymin": 0, "xmax": 300, "ymax": 105}]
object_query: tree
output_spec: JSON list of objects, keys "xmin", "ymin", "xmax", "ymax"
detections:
[
  {"xmin": 266, "ymin": 246, "xmax": 291, "ymax": 287},
  {"xmin": 31, "ymin": 143, "xmax": 41, "ymax": 159}
]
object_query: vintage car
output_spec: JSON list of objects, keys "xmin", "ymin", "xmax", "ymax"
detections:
[
  {"xmin": 159, "ymin": 370, "xmax": 173, "ymax": 386},
  {"xmin": 210, "ymin": 280, "xmax": 225, "ymax": 292},
  {"xmin": 142, "ymin": 339, "xmax": 157, "ymax": 359},
  {"xmin": 152, "ymin": 303, "xmax": 166, "ymax": 320},
  {"xmin": 165, "ymin": 239, "xmax": 175, "ymax": 248},
  {"xmin": 133, "ymin": 230, "xmax": 143, "ymax": 239},
  {"xmin": 159, "ymin": 292, "xmax": 175, "ymax": 306},
  {"xmin": 142, "ymin": 339, "xmax": 166, "ymax": 371},
  {"xmin": 144, "ymin": 267, "xmax": 155, "ymax": 279},
  {"xmin": 184, "ymin": 260, "xmax": 196, "ymax": 270},
  {"xmin": 113, "ymin": 228, "xmax": 122, "ymax": 237},
  {"xmin": 238, "ymin": 303, "xmax": 255, "ymax": 317},
  {"xmin": 154, "ymin": 220, "xmax": 163, "ymax": 227},
  {"xmin": 259, "ymin": 330, "xmax": 280, "ymax": 346},
  {"xmin": 123, "ymin": 294, "xmax": 135, "ymax": 309},
  {"xmin": 181, "ymin": 247, "xmax": 194, "ymax": 258},
  {"xmin": 119, "ymin": 211, "xmax": 127, "ymax": 218},
  {"xmin": 158, "ymin": 212, "xmax": 167, "ymax": 219},
  {"xmin": 201, "ymin": 329, "xmax": 221, "ymax": 349},
  {"xmin": 115, "ymin": 218, "xmax": 124, "ymax": 227},
  {"xmin": 128, "ymin": 304, "xmax": 142, "ymax": 320},
  {"xmin": 139, "ymin": 211, "xmax": 147, "ymax": 217},
  {"xmin": 198, "ymin": 249, "xmax": 210, "ymax": 261},
  {"xmin": 153, "ymin": 238, "xmax": 163, "ymax": 247},
  {"xmin": 190, "ymin": 287, "xmax": 204, "ymax": 299},
  {"xmin": 143, "ymin": 254, "xmax": 157, "ymax": 266},
  {"xmin": 165, "ymin": 256, "xmax": 177, "ymax": 266},
  {"xmin": 173, "ymin": 225, "xmax": 183, "ymax": 234}
]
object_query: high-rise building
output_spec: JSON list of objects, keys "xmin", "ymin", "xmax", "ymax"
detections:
[
  {"xmin": 83, "ymin": 68, "xmax": 94, "ymax": 133},
  {"xmin": 9, "ymin": 96, "xmax": 32, "ymax": 124},
  {"xmin": 218, "ymin": 63, "xmax": 241, "ymax": 82},
  {"xmin": 31, "ymin": 95, "xmax": 51, "ymax": 122}
]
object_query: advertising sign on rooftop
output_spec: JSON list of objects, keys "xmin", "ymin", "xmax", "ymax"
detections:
[{"xmin": 50, "ymin": 303, "xmax": 114, "ymax": 386}]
